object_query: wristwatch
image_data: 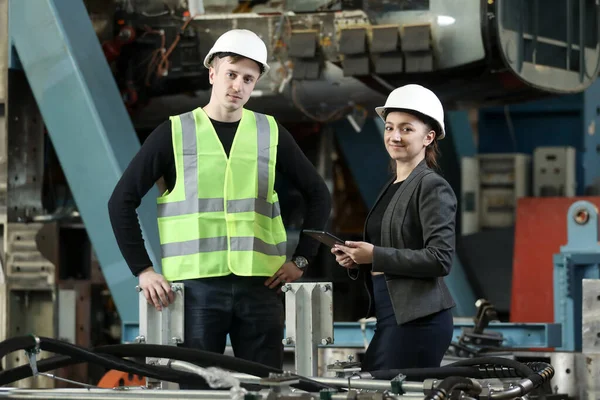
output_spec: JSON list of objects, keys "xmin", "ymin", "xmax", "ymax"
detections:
[{"xmin": 292, "ymin": 256, "xmax": 309, "ymax": 270}]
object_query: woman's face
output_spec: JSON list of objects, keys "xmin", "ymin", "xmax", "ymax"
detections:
[{"xmin": 384, "ymin": 111, "xmax": 435, "ymax": 163}]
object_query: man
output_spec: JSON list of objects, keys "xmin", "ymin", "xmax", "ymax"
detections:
[{"xmin": 108, "ymin": 29, "xmax": 332, "ymax": 375}]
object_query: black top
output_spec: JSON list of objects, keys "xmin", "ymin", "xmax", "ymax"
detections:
[
  {"xmin": 108, "ymin": 116, "xmax": 332, "ymax": 277},
  {"xmin": 366, "ymin": 181, "xmax": 403, "ymax": 246}
]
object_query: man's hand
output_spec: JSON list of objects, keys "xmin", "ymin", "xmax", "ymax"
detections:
[
  {"xmin": 138, "ymin": 267, "xmax": 174, "ymax": 311},
  {"xmin": 333, "ymin": 241, "xmax": 374, "ymax": 266},
  {"xmin": 264, "ymin": 261, "xmax": 304, "ymax": 289}
]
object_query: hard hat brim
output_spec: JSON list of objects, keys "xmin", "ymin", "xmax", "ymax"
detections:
[
  {"xmin": 203, "ymin": 52, "xmax": 270, "ymax": 77},
  {"xmin": 374, "ymin": 106, "xmax": 446, "ymax": 140}
]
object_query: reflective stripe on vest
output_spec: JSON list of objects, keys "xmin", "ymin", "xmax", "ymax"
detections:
[
  {"xmin": 156, "ymin": 108, "xmax": 287, "ymax": 280},
  {"xmin": 157, "ymin": 112, "xmax": 280, "ymax": 219}
]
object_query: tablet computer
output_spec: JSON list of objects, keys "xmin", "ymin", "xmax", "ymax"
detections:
[{"xmin": 302, "ymin": 229, "xmax": 345, "ymax": 248}]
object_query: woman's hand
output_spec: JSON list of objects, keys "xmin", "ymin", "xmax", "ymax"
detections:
[
  {"xmin": 332, "ymin": 241, "xmax": 374, "ymax": 266},
  {"xmin": 331, "ymin": 246, "xmax": 357, "ymax": 269}
]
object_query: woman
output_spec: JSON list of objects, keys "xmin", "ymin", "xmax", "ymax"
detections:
[{"xmin": 332, "ymin": 84, "xmax": 457, "ymax": 371}]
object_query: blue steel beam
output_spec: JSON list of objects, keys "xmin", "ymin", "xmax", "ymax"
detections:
[
  {"xmin": 323, "ymin": 322, "xmax": 562, "ymax": 349},
  {"xmin": 278, "ymin": 321, "xmax": 562, "ymax": 349},
  {"xmin": 9, "ymin": 0, "xmax": 161, "ymax": 342},
  {"xmin": 442, "ymin": 110, "xmax": 478, "ymax": 317},
  {"xmin": 446, "ymin": 111, "xmax": 477, "ymax": 159},
  {"xmin": 554, "ymin": 201, "xmax": 600, "ymax": 351},
  {"xmin": 225, "ymin": 321, "xmax": 562, "ymax": 349}
]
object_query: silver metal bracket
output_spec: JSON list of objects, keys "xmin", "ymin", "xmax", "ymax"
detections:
[
  {"xmin": 137, "ymin": 282, "xmax": 185, "ymax": 389},
  {"xmin": 282, "ymin": 282, "xmax": 334, "ymax": 377},
  {"xmin": 326, "ymin": 355, "xmax": 361, "ymax": 378},
  {"xmin": 24, "ymin": 335, "xmax": 41, "ymax": 376}
]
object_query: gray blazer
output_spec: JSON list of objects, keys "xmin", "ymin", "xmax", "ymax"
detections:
[{"xmin": 356, "ymin": 159, "xmax": 457, "ymax": 325}]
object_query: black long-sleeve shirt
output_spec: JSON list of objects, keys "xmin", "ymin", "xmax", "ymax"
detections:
[{"xmin": 108, "ymin": 116, "xmax": 332, "ymax": 277}]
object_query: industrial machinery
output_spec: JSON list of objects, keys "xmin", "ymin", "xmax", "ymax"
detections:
[
  {"xmin": 2, "ymin": 0, "xmax": 600, "ymax": 399},
  {"xmin": 0, "ymin": 281, "xmax": 563, "ymax": 400},
  {"xmin": 95, "ymin": 0, "xmax": 600, "ymax": 126}
]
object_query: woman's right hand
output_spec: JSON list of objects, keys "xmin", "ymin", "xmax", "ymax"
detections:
[{"xmin": 331, "ymin": 247, "xmax": 356, "ymax": 269}]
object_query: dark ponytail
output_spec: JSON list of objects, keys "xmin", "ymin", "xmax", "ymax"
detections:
[{"xmin": 425, "ymin": 139, "xmax": 440, "ymax": 170}]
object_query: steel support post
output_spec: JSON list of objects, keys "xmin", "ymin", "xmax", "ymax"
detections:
[
  {"xmin": 554, "ymin": 201, "xmax": 600, "ymax": 351},
  {"xmin": 137, "ymin": 282, "xmax": 184, "ymax": 389},
  {"xmin": 282, "ymin": 282, "xmax": 334, "ymax": 377}
]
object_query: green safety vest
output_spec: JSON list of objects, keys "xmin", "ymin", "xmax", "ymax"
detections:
[{"xmin": 156, "ymin": 107, "xmax": 287, "ymax": 281}]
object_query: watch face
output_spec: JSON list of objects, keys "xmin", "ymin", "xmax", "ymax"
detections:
[{"xmin": 294, "ymin": 257, "xmax": 308, "ymax": 269}]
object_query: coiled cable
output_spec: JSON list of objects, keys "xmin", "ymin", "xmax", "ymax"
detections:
[
  {"xmin": 0, "ymin": 336, "xmax": 201, "ymax": 386},
  {"xmin": 0, "ymin": 335, "xmax": 337, "ymax": 393},
  {"xmin": 424, "ymin": 376, "xmax": 481, "ymax": 400}
]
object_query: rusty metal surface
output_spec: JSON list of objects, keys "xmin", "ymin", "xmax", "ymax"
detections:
[
  {"xmin": 6, "ymin": 71, "xmax": 45, "ymax": 223},
  {"xmin": 6, "ymin": 288, "xmax": 56, "ymax": 389},
  {"xmin": 5, "ymin": 223, "xmax": 56, "ymax": 285}
]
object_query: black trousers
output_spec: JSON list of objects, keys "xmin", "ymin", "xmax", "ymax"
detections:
[
  {"xmin": 362, "ymin": 274, "xmax": 454, "ymax": 371},
  {"xmin": 177, "ymin": 275, "xmax": 284, "ymax": 389}
]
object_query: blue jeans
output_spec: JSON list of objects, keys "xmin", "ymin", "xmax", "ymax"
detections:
[
  {"xmin": 362, "ymin": 275, "xmax": 453, "ymax": 371},
  {"xmin": 177, "ymin": 275, "xmax": 284, "ymax": 389}
]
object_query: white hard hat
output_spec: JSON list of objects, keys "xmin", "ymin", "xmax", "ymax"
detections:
[
  {"xmin": 375, "ymin": 84, "xmax": 446, "ymax": 140},
  {"xmin": 203, "ymin": 29, "xmax": 270, "ymax": 77}
]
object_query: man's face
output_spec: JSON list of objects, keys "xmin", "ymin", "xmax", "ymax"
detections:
[{"xmin": 209, "ymin": 56, "xmax": 261, "ymax": 112}]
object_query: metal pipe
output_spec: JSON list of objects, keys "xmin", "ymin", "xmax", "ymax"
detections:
[
  {"xmin": 170, "ymin": 360, "xmax": 425, "ymax": 393},
  {"xmin": 313, "ymin": 377, "xmax": 424, "ymax": 392},
  {"xmin": 489, "ymin": 378, "xmax": 534, "ymax": 399},
  {"xmin": 0, "ymin": 388, "xmax": 426, "ymax": 399},
  {"xmin": 170, "ymin": 360, "xmax": 243, "ymax": 390},
  {"xmin": 0, "ymin": 388, "xmax": 235, "ymax": 399},
  {"xmin": 229, "ymin": 372, "xmax": 424, "ymax": 393}
]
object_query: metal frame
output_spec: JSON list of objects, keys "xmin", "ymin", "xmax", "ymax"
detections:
[
  {"xmin": 137, "ymin": 283, "xmax": 185, "ymax": 347},
  {"xmin": 8, "ymin": 0, "xmax": 163, "ymax": 343},
  {"xmin": 137, "ymin": 282, "xmax": 184, "ymax": 389},
  {"xmin": 282, "ymin": 282, "xmax": 334, "ymax": 376},
  {"xmin": 554, "ymin": 200, "xmax": 600, "ymax": 351},
  {"xmin": 326, "ymin": 320, "xmax": 562, "ymax": 349}
]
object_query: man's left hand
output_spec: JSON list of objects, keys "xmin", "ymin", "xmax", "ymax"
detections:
[
  {"xmin": 334, "ymin": 241, "xmax": 374, "ymax": 265},
  {"xmin": 265, "ymin": 261, "xmax": 304, "ymax": 289}
]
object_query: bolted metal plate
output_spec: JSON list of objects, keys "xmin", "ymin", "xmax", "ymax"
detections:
[
  {"xmin": 401, "ymin": 24, "xmax": 431, "ymax": 52},
  {"xmin": 342, "ymin": 55, "xmax": 370, "ymax": 76},
  {"xmin": 582, "ymin": 279, "xmax": 600, "ymax": 353},
  {"xmin": 138, "ymin": 282, "xmax": 185, "ymax": 346},
  {"xmin": 405, "ymin": 51, "xmax": 433, "ymax": 73},
  {"xmin": 372, "ymin": 53, "xmax": 403, "ymax": 74},
  {"xmin": 289, "ymin": 30, "xmax": 318, "ymax": 58},
  {"xmin": 6, "ymin": 71, "xmax": 45, "ymax": 223},
  {"xmin": 371, "ymin": 26, "xmax": 400, "ymax": 53},
  {"xmin": 5, "ymin": 223, "xmax": 56, "ymax": 284},
  {"xmin": 339, "ymin": 28, "xmax": 367, "ymax": 55}
]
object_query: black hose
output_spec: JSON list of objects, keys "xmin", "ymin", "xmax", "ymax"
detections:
[
  {"xmin": 370, "ymin": 366, "xmax": 483, "ymax": 381},
  {"xmin": 0, "ymin": 355, "xmax": 80, "ymax": 386},
  {"xmin": 0, "ymin": 336, "xmax": 202, "ymax": 386},
  {"xmin": 525, "ymin": 362, "xmax": 554, "ymax": 388},
  {"xmin": 424, "ymin": 376, "xmax": 480, "ymax": 400},
  {"xmin": 445, "ymin": 356, "xmax": 535, "ymax": 377},
  {"xmin": 0, "ymin": 336, "xmax": 337, "ymax": 393},
  {"xmin": 369, "ymin": 357, "xmax": 531, "ymax": 382},
  {"xmin": 476, "ymin": 364, "xmax": 523, "ymax": 379},
  {"xmin": 96, "ymin": 343, "xmax": 336, "ymax": 392}
]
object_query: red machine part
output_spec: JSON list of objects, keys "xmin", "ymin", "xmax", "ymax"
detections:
[
  {"xmin": 97, "ymin": 370, "xmax": 146, "ymax": 388},
  {"xmin": 510, "ymin": 197, "xmax": 600, "ymax": 323},
  {"xmin": 102, "ymin": 25, "xmax": 136, "ymax": 64}
]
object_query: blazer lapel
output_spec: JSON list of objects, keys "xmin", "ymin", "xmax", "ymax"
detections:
[{"xmin": 380, "ymin": 160, "xmax": 432, "ymax": 248}]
